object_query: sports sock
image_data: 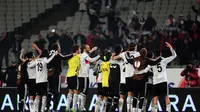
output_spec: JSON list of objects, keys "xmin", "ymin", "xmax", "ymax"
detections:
[
  {"xmin": 80, "ymin": 93, "xmax": 86, "ymax": 110},
  {"xmin": 126, "ymin": 96, "xmax": 133, "ymax": 112},
  {"xmin": 95, "ymin": 96, "xmax": 102, "ymax": 112},
  {"xmin": 72, "ymin": 94, "xmax": 78, "ymax": 110},
  {"xmin": 41, "ymin": 96, "xmax": 47, "ymax": 112},
  {"xmin": 33, "ymin": 97, "xmax": 40, "ymax": 112},
  {"xmin": 109, "ymin": 96, "xmax": 119, "ymax": 112},
  {"xmin": 29, "ymin": 99, "xmax": 34, "ymax": 112},
  {"xmin": 166, "ymin": 104, "xmax": 171, "ymax": 112},
  {"xmin": 105, "ymin": 97, "xmax": 112, "ymax": 112},
  {"xmin": 118, "ymin": 98, "xmax": 124, "ymax": 112},
  {"xmin": 152, "ymin": 105, "xmax": 158, "ymax": 112},
  {"xmin": 77, "ymin": 94, "xmax": 82, "ymax": 109},
  {"xmin": 52, "ymin": 93, "xmax": 59, "ymax": 111},
  {"xmin": 66, "ymin": 94, "xmax": 73, "ymax": 110},
  {"xmin": 46, "ymin": 93, "xmax": 52, "ymax": 110}
]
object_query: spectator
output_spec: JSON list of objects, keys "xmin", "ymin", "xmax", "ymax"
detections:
[
  {"xmin": 191, "ymin": 4, "xmax": 200, "ymax": 29},
  {"xmin": 143, "ymin": 12, "xmax": 157, "ymax": 31},
  {"xmin": 12, "ymin": 34, "xmax": 24, "ymax": 63},
  {"xmin": 89, "ymin": 0, "xmax": 102, "ymax": 15},
  {"xmin": 106, "ymin": 31, "xmax": 118, "ymax": 50},
  {"xmin": 34, "ymin": 35, "xmax": 47, "ymax": 51},
  {"xmin": 46, "ymin": 30, "xmax": 59, "ymax": 50},
  {"xmin": 166, "ymin": 15, "xmax": 176, "ymax": 27},
  {"xmin": 176, "ymin": 14, "xmax": 185, "ymax": 30},
  {"xmin": 79, "ymin": 0, "xmax": 87, "ymax": 12},
  {"xmin": 3, "ymin": 61, "xmax": 18, "ymax": 87},
  {"xmin": 119, "ymin": 30, "xmax": 130, "ymax": 49},
  {"xmin": 105, "ymin": 0, "xmax": 117, "ymax": 9},
  {"xmin": 179, "ymin": 38, "xmax": 191, "ymax": 65},
  {"xmin": 59, "ymin": 30, "xmax": 74, "ymax": 55},
  {"xmin": 0, "ymin": 32, "xmax": 11, "ymax": 68},
  {"xmin": 180, "ymin": 63, "xmax": 199, "ymax": 87},
  {"xmin": 128, "ymin": 11, "xmax": 141, "ymax": 31},
  {"xmin": 185, "ymin": 14, "xmax": 194, "ymax": 33},
  {"xmin": 94, "ymin": 33, "xmax": 109, "ymax": 52},
  {"xmin": 73, "ymin": 30, "xmax": 86, "ymax": 46},
  {"xmin": 87, "ymin": 7, "xmax": 105, "ymax": 31},
  {"xmin": 86, "ymin": 31, "xmax": 97, "ymax": 47}
]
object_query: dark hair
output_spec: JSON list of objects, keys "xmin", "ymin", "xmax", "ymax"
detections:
[
  {"xmin": 114, "ymin": 44, "xmax": 122, "ymax": 55},
  {"xmin": 40, "ymin": 49, "xmax": 49, "ymax": 58},
  {"xmin": 140, "ymin": 48, "xmax": 147, "ymax": 58},
  {"xmin": 52, "ymin": 43, "xmax": 59, "ymax": 51},
  {"xmin": 72, "ymin": 45, "xmax": 80, "ymax": 53},
  {"xmin": 128, "ymin": 42, "xmax": 136, "ymax": 51},
  {"xmin": 25, "ymin": 52, "xmax": 33, "ymax": 59},
  {"xmin": 147, "ymin": 51, "xmax": 154, "ymax": 58}
]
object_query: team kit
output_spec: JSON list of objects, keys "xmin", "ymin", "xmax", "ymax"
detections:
[{"xmin": 17, "ymin": 42, "xmax": 176, "ymax": 112}]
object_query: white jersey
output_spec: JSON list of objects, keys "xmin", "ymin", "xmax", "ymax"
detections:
[
  {"xmin": 78, "ymin": 52, "xmax": 100, "ymax": 77},
  {"xmin": 117, "ymin": 60, "xmax": 126, "ymax": 84},
  {"xmin": 27, "ymin": 61, "xmax": 36, "ymax": 79},
  {"xmin": 93, "ymin": 60, "xmax": 102, "ymax": 83},
  {"xmin": 119, "ymin": 51, "xmax": 140, "ymax": 77},
  {"xmin": 28, "ymin": 53, "xmax": 56, "ymax": 83},
  {"xmin": 152, "ymin": 48, "xmax": 177, "ymax": 85}
]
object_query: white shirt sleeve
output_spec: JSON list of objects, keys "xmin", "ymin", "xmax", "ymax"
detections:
[
  {"xmin": 45, "ymin": 53, "xmax": 56, "ymax": 64},
  {"xmin": 135, "ymin": 65, "xmax": 151, "ymax": 75},
  {"xmin": 85, "ymin": 55, "xmax": 100, "ymax": 63},
  {"xmin": 119, "ymin": 52, "xmax": 125, "ymax": 60},
  {"xmin": 162, "ymin": 48, "xmax": 177, "ymax": 64}
]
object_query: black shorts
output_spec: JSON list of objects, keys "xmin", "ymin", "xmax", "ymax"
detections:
[
  {"xmin": 67, "ymin": 76, "xmax": 78, "ymax": 90},
  {"xmin": 48, "ymin": 75, "xmax": 61, "ymax": 93},
  {"xmin": 126, "ymin": 77, "xmax": 135, "ymax": 92},
  {"xmin": 145, "ymin": 83, "xmax": 153, "ymax": 97},
  {"xmin": 108, "ymin": 81, "xmax": 120, "ymax": 97},
  {"xmin": 102, "ymin": 87, "xmax": 109, "ymax": 96},
  {"xmin": 153, "ymin": 82, "xmax": 168, "ymax": 97},
  {"xmin": 120, "ymin": 83, "xmax": 127, "ymax": 95},
  {"xmin": 36, "ymin": 82, "xmax": 48, "ymax": 96},
  {"xmin": 77, "ymin": 77, "xmax": 89, "ymax": 95},
  {"xmin": 97, "ymin": 83, "xmax": 103, "ymax": 96},
  {"xmin": 28, "ymin": 79, "xmax": 36, "ymax": 96}
]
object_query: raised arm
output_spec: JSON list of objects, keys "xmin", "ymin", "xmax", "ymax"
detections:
[
  {"xmin": 135, "ymin": 65, "xmax": 151, "ymax": 75},
  {"xmin": 45, "ymin": 51, "xmax": 57, "ymax": 64},
  {"xmin": 89, "ymin": 46, "xmax": 98, "ymax": 54},
  {"xmin": 59, "ymin": 53, "xmax": 73, "ymax": 60},
  {"xmin": 20, "ymin": 49, "xmax": 26, "ymax": 62},
  {"xmin": 32, "ymin": 43, "xmax": 42, "ymax": 55},
  {"xmin": 163, "ymin": 42, "xmax": 177, "ymax": 64}
]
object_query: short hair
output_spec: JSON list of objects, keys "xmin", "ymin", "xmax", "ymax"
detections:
[
  {"xmin": 40, "ymin": 49, "xmax": 49, "ymax": 58},
  {"xmin": 114, "ymin": 44, "xmax": 122, "ymax": 55},
  {"xmin": 103, "ymin": 50, "xmax": 112, "ymax": 61},
  {"xmin": 52, "ymin": 43, "xmax": 59, "ymax": 51},
  {"xmin": 25, "ymin": 52, "xmax": 33, "ymax": 59},
  {"xmin": 128, "ymin": 42, "xmax": 136, "ymax": 51},
  {"xmin": 72, "ymin": 45, "xmax": 80, "ymax": 53},
  {"xmin": 140, "ymin": 48, "xmax": 147, "ymax": 58}
]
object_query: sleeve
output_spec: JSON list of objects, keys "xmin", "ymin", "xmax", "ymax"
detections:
[
  {"xmin": 119, "ymin": 52, "xmax": 125, "ymax": 60},
  {"xmin": 85, "ymin": 55, "xmax": 100, "ymax": 63},
  {"xmin": 189, "ymin": 69, "xmax": 198, "ymax": 79},
  {"xmin": 180, "ymin": 69, "xmax": 187, "ymax": 76},
  {"xmin": 146, "ymin": 57, "xmax": 162, "ymax": 66},
  {"xmin": 59, "ymin": 53, "xmax": 73, "ymax": 60},
  {"xmin": 135, "ymin": 65, "xmax": 151, "ymax": 75},
  {"xmin": 27, "ymin": 61, "xmax": 36, "ymax": 68},
  {"xmin": 162, "ymin": 48, "xmax": 177, "ymax": 64},
  {"xmin": 192, "ymin": 5, "xmax": 198, "ymax": 14},
  {"xmin": 45, "ymin": 53, "xmax": 56, "ymax": 64}
]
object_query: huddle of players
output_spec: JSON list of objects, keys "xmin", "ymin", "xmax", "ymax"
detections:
[{"xmin": 65, "ymin": 41, "xmax": 177, "ymax": 112}]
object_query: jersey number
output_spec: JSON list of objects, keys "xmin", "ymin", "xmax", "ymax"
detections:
[
  {"xmin": 157, "ymin": 64, "xmax": 162, "ymax": 72},
  {"xmin": 37, "ymin": 62, "xmax": 43, "ymax": 71}
]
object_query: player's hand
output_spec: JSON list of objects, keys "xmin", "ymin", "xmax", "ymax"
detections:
[
  {"xmin": 21, "ymin": 48, "xmax": 24, "ymax": 53},
  {"xmin": 92, "ymin": 46, "xmax": 98, "ymax": 51},
  {"xmin": 165, "ymin": 42, "xmax": 172, "ymax": 48}
]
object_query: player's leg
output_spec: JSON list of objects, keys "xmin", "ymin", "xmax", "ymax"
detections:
[
  {"xmin": 126, "ymin": 78, "xmax": 133, "ymax": 112},
  {"xmin": 165, "ymin": 82, "xmax": 171, "ymax": 112},
  {"xmin": 66, "ymin": 77, "xmax": 74, "ymax": 111},
  {"xmin": 79, "ymin": 77, "xmax": 89, "ymax": 111},
  {"xmin": 72, "ymin": 76, "xmax": 79, "ymax": 111},
  {"xmin": 46, "ymin": 76, "xmax": 52, "ymax": 111},
  {"xmin": 40, "ymin": 82, "xmax": 48, "ymax": 112},
  {"xmin": 109, "ymin": 82, "xmax": 120, "ymax": 112},
  {"xmin": 95, "ymin": 83, "xmax": 103, "ymax": 112},
  {"xmin": 119, "ymin": 84, "xmax": 126, "ymax": 112},
  {"xmin": 18, "ymin": 82, "xmax": 25, "ymax": 112},
  {"xmin": 28, "ymin": 79, "xmax": 36, "ymax": 112},
  {"xmin": 152, "ymin": 96, "xmax": 158, "ymax": 112}
]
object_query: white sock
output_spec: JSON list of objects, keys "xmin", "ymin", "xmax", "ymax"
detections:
[
  {"xmin": 72, "ymin": 94, "xmax": 78, "ymax": 109},
  {"xmin": 80, "ymin": 93, "xmax": 86, "ymax": 110},
  {"xmin": 41, "ymin": 96, "xmax": 47, "ymax": 112},
  {"xmin": 126, "ymin": 96, "xmax": 133, "ymax": 112},
  {"xmin": 33, "ymin": 98, "xmax": 40, "ymax": 112},
  {"xmin": 101, "ymin": 99, "xmax": 107, "ymax": 112},
  {"xmin": 152, "ymin": 105, "xmax": 158, "ymax": 112},
  {"xmin": 132, "ymin": 108, "xmax": 135, "ymax": 112},
  {"xmin": 166, "ymin": 104, "xmax": 171, "ymax": 112},
  {"xmin": 95, "ymin": 97, "xmax": 102, "ymax": 112},
  {"xmin": 138, "ymin": 108, "xmax": 142, "ymax": 112},
  {"xmin": 77, "ymin": 94, "xmax": 82, "ymax": 109},
  {"xmin": 118, "ymin": 98, "xmax": 124, "ymax": 112},
  {"xmin": 66, "ymin": 94, "xmax": 72, "ymax": 109},
  {"xmin": 29, "ymin": 99, "xmax": 34, "ymax": 112}
]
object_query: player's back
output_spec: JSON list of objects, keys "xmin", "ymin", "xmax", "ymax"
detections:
[
  {"xmin": 109, "ymin": 61, "xmax": 121, "ymax": 84},
  {"xmin": 67, "ymin": 54, "xmax": 80, "ymax": 77},
  {"xmin": 35, "ymin": 58, "xmax": 48, "ymax": 83}
]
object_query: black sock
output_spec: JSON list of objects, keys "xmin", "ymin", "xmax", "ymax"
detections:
[
  {"xmin": 53, "ymin": 93, "xmax": 59, "ymax": 110},
  {"xmin": 109, "ymin": 96, "xmax": 119, "ymax": 112},
  {"xmin": 106, "ymin": 97, "xmax": 113, "ymax": 112}
]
